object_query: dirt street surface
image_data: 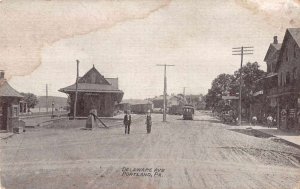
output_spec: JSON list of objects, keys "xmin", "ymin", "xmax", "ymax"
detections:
[{"xmin": 1, "ymin": 111, "xmax": 300, "ymax": 189}]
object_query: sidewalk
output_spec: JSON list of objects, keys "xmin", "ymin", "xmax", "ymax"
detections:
[
  {"xmin": 255, "ymin": 127, "xmax": 300, "ymax": 146},
  {"xmin": 0, "ymin": 132, "xmax": 14, "ymax": 140},
  {"xmin": 228, "ymin": 124, "xmax": 300, "ymax": 146}
]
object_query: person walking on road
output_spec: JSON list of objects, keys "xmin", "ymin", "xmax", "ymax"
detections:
[
  {"xmin": 124, "ymin": 110, "xmax": 132, "ymax": 134},
  {"xmin": 267, "ymin": 115, "xmax": 273, "ymax": 128},
  {"xmin": 251, "ymin": 116, "xmax": 257, "ymax": 126},
  {"xmin": 145, "ymin": 110, "xmax": 152, "ymax": 134}
]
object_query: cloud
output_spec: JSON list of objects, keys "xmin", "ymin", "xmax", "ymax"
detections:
[
  {"xmin": 0, "ymin": 0, "xmax": 171, "ymax": 79},
  {"xmin": 7, "ymin": 0, "xmax": 300, "ymax": 99},
  {"xmin": 235, "ymin": 0, "xmax": 300, "ymax": 28}
]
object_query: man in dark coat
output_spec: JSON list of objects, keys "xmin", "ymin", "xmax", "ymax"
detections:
[
  {"xmin": 145, "ymin": 110, "xmax": 152, "ymax": 134},
  {"xmin": 124, "ymin": 110, "xmax": 132, "ymax": 134}
]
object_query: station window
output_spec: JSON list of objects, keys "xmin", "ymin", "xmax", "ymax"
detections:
[{"xmin": 11, "ymin": 105, "xmax": 19, "ymax": 118}]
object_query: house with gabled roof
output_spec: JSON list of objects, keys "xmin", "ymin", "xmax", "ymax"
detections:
[
  {"xmin": 267, "ymin": 28, "xmax": 300, "ymax": 130},
  {"xmin": 59, "ymin": 65, "xmax": 124, "ymax": 117},
  {"xmin": 264, "ymin": 36, "xmax": 282, "ymax": 73},
  {"xmin": 250, "ymin": 36, "xmax": 282, "ymax": 123}
]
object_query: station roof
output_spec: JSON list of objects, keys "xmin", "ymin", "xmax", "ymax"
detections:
[
  {"xmin": 59, "ymin": 82, "xmax": 123, "ymax": 94},
  {"xmin": 59, "ymin": 66, "xmax": 123, "ymax": 94},
  {"xmin": 0, "ymin": 79, "xmax": 23, "ymax": 98}
]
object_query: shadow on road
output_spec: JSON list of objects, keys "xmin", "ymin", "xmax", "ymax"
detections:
[
  {"xmin": 229, "ymin": 129, "xmax": 272, "ymax": 138},
  {"xmin": 176, "ymin": 118, "xmax": 221, "ymax": 124}
]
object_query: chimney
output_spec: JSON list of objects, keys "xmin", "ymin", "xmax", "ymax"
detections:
[
  {"xmin": 273, "ymin": 36, "xmax": 278, "ymax": 44},
  {"xmin": 0, "ymin": 70, "xmax": 4, "ymax": 79}
]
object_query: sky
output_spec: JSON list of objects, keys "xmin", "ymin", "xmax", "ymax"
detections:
[{"xmin": 1, "ymin": 0, "xmax": 300, "ymax": 99}]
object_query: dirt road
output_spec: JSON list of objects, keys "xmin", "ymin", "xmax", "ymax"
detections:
[{"xmin": 1, "ymin": 112, "xmax": 300, "ymax": 189}]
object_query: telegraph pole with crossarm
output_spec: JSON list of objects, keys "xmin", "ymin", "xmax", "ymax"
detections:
[{"xmin": 232, "ymin": 46, "xmax": 254, "ymax": 125}]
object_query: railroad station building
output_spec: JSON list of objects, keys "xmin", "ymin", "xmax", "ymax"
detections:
[{"xmin": 59, "ymin": 66, "xmax": 124, "ymax": 117}]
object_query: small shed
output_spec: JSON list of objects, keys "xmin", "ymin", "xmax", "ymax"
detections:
[{"xmin": 0, "ymin": 72, "xmax": 24, "ymax": 132}]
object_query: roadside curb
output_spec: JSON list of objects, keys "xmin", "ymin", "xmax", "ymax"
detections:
[{"xmin": 251, "ymin": 128, "xmax": 300, "ymax": 150}]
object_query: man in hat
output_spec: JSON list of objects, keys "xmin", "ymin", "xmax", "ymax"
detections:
[
  {"xmin": 123, "ymin": 110, "xmax": 132, "ymax": 134},
  {"xmin": 267, "ymin": 115, "xmax": 273, "ymax": 128},
  {"xmin": 145, "ymin": 110, "xmax": 152, "ymax": 134},
  {"xmin": 251, "ymin": 116, "xmax": 257, "ymax": 126}
]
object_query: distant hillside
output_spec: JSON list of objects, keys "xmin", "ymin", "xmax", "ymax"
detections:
[{"xmin": 36, "ymin": 96, "xmax": 68, "ymax": 108}]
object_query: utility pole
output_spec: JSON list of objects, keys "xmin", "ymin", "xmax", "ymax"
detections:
[
  {"xmin": 51, "ymin": 100, "xmax": 54, "ymax": 119},
  {"xmin": 183, "ymin": 87, "xmax": 186, "ymax": 104},
  {"xmin": 46, "ymin": 84, "xmax": 48, "ymax": 113},
  {"xmin": 73, "ymin": 60, "xmax": 79, "ymax": 119},
  {"xmin": 157, "ymin": 64, "xmax": 175, "ymax": 122},
  {"xmin": 232, "ymin": 46, "xmax": 254, "ymax": 125}
]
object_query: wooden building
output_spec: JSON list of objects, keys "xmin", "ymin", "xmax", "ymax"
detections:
[
  {"xmin": 0, "ymin": 71, "xmax": 24, "ymax": 132},
  {"xmin": 168, "ymin": 95, "xmax": 186, "ymax": 115},
  {"xmin": 119, "ymin": 99, "xmax": 153, "ymax": 114},
  {"xmin": 59, "ymin": 66, "xmax": 124, "ymax": 117},
  {"xmin": 151, "ymin": 95, "xmax": 170, "ymax": 109},
  {"xmin": 266, "ymin": 28, "xmax": 300, "ymax": 130},
  {"xmin": 250, "ymin": 36, "xmax": 282, "ymax": 123}
]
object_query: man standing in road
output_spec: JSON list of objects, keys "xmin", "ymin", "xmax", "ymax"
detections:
[
  {"xmin": 145, "ymin": 110, "xmax": 152, "ymax": 134},
  {"xmin": 124, "ymin": 110, "xmax": 132, "ymax": 134},
  {"xmin": 251, "ymin": 116, "xmax": 258, "ymax": 126},
  {"xmin": 267, "ymin": 115, "xmax": 273, "ymax": 128}
]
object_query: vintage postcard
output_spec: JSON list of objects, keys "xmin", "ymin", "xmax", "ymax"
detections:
[{"xmin": 1, "ymin": 0, "xmax": 300, "ymax": 188}]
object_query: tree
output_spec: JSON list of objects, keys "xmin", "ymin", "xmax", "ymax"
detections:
[
  {"xmin": 205, "ymin": 73, "xmax": 236, "ymax": 111},
  {"xmin": 196, "ymin": 94, "xmax": 207, "ymax": 110},
  {"xmin": 205, "ymin": 62, "xmax": 266, "ymax": 112},
  {"xmin": 233, "ymin": 62, "xmax": 266, "ymax": 108},
  {"xmin": 20, "ymin": 92, "xmax": 39, "ymax": 109}
]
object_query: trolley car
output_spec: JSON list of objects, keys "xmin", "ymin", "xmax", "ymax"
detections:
[{"xmin": 182, "ymin": 105, "xmax": 195, "ymax": 120}]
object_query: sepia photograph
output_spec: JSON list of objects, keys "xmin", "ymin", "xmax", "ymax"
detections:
[{"xmin": 1, "ymin": 0, "xmax": 300, "ymax": 188}]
